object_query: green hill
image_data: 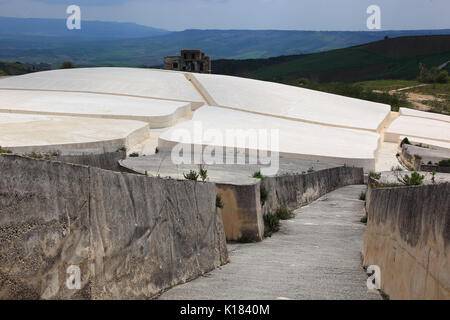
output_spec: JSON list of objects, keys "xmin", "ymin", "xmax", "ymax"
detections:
[{"xmin": 212, "ymin": 35, "xmax": 450, "ymax": 83}]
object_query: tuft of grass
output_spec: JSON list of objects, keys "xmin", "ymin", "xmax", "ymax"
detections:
[
  {"xmin": 199, "ymin": 166, "xmax": 208, "ymax": 182},
  {"xmin": 360, "ymin": 215, "xmax": 368, "ymax": 223},
  {"xmin": 216, "ymin": 194, "xmax": 224, "ymax": 209},
  {"xmin": 184, "ymin": 170, "xmax": 199, "ymax": 181},
  {"xmin": 23, "ymin": 152, "xmax": 43, "ymax": 159},
  {"xmin": 129, "ymin": 152, "xmax": 139, "ymax": 157},
  {"xmin": 0, "ymin": 146, "xmax": 13, "ymax": 154},
  {"xmin": 397, "ymin": 171, "xmax": 424, "ymax": 186},
  {"xmin": 275, "ymin": 206, "xmax": 293, "ymax": 220},
  {"xmin": 263, "ymin": 211, "xmax": 280, "ymax": 238},
  {"xmin": 307, "ymin": 167, "xmax": 315, "ymax": 173},
  {"xmin": 359, "ymin": 191, "xmax": 366, "ymax": 201},
  {"xmin": 252, "ymin": 171, "xmax": 263, "ymax": 179}
]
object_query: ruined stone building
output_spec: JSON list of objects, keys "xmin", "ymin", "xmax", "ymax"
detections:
[{"xmin": 164, "ymin": 50, "xmax": 211, "ymax": 73}]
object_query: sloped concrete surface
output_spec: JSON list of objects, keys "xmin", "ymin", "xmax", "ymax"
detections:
[{"xmin": 159, "ymin": 185, "xmax": 381, "ymax": 300}]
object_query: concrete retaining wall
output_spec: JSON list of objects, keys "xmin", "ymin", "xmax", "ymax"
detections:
[
  {"xmin": 216, "ymin": 182, "xmax": 264, "ymax": 242},
  {"xmin": 56, "ymin": 151, "xmax": 126, "ymax": 171},
  {"xmin": 218, "ymin": 166, "xmax": 364, "ymax": 242},
  {"xmin": 363, "ymin": 180, "xmax": 450, "ymax": 299},
  {"xmin": 0, "ymin": 154, "xmax": 228, "ymax": 299},
  {"xmin": 262, "ymin": 167, "xmax": 365, "ymax": 212}
]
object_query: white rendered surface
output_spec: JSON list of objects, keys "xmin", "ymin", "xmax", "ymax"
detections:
[
  {"xmin": 0, "ymin": 90, "xmax": 191, "ymax": 128},
  {"xmin": 0, "ymin": 68, "xmax": 205, "ymax": 103},
  {"xmin": 0, "ymin": 113, "xmax": 149, "ymax": 153},
  {"xmin": 400, "ymin": 108, "xmax": 450, "ymax": 123},
  {"xmin": 385, "ymin": 116, "xmax": 450, "ymax": 143},
  {"xmin": 159, "ymin": 107, "xmax": 380, "ymax": 171},
  {"xmin": 400, "ymin": 136, "xmax": 450, "ymax": 152},
  {"xmin": 194, "ymin": 73, "xmax": 391, "ymax": 131}
]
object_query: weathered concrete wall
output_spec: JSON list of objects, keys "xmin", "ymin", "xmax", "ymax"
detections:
[
  {"xmin": 216, "ymin": 183, "xmax": 264, "ymax": 242},
  {"xmin": 363, "ymin": 180, "xmax": 450, "ymax": 299},
  {"xmin": 400, "ymin": 143, "xmax": 450, "ymax": 172},
  {"xmin": 0, "ymin": 154, "xmax": 228, "ymax": 299},
  {"xmin": 262, "ymin": 167, "xmax": 365, "ymax": 212},
  {"xmin": 57, "ymin": 151, "xmax": 126, "ymax": 171}
]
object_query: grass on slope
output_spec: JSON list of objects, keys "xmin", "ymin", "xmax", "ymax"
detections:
[{"xmin": 213, "ymin": 35, "xmax": 450, "ymax": 84}]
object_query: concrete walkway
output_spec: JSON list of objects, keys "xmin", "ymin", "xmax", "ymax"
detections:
[{"xmin": 159, "ymin": 185, "xmax": 381, "ymax": 300}]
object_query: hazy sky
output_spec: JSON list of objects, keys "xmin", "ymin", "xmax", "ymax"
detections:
[{"xmin": 0, "ymin": 0, "xmax": 448, "ymax": 31}]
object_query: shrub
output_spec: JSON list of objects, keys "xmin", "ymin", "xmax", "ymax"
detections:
[
  {"xmin": 400, "ymin": 137, "xmax": 411, "ymax": 147},
  {"xmin": 307, "ymin": 167, "xmax": 315, "ymax": 173},
  {"xmin": 275, "ymin": 206, "xmax": 293, "ymax": 220},
  {"xmin": 359, "ymin": 191, "xmax": 366, "ymax": 201},
  {"xmin": 184, "ymin": 170, "xmax": 199, "ymax": 181},
  {"xmin": 397, "ymin": 171, "xmax": 425, "ymax": 186},
  {"xmin": 61, "ymin": 61, "xmax": 75, "ymax": 69},
  {"xmin": 252, "ymin": 171, "xmax": 263, "ymax": 179},
  {"xmin": 263, "ymin": 211, "xmax": 280, "ymax": 237},
  {"xmin": 216, "ymin": 194, "xmax": 224, "ymax": 209},
  {"xmin": 117, "ymin": 147, "xmax": 126, "ymax": 152},
  {"xmin": 435, "ymin": 70, "xmax": 449, "ymax": 84},
  {"xmin": 360, "ymin": 215, "xmax": 368, "ymax": 223},
  {"xmin": 260, "ymin": 183, "xmax": 268, "ymax": 206},
  {"xmin": 0, "ymin": 146, "xmax": 12, "ymax": 154},
  {"xmin": 438, "ymin": 159, "xmax": 450, "ymax": 167},
  {"xmin": 129, "ymin": 152, "xmax": 139, "ymax": 157}
]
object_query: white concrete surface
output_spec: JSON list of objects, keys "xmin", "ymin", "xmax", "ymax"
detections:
[
  {"xmin": 193, "ymin": 73, "xmax": 391, "ymax": 132},
  {"xmin": 159, "ymin": 107, "xmax": 381, "ymax": 172},
  {"xmin": 0, "ymin": 68, "xmax": 205, "ymax": 103},
  {"xmin": 0, "ymin": 89, "xmax": 191, "ymax": 128},
  {"xmin": 385, "ymin": 116, "xmax": 450, "ymax": 143},
  {"xmin": 0, "ymin": 113, "xmax": 149, "ymax": 155},
  {"xmin": 400, "ymin": 107, "xmax": 450, "ymax": 123}
]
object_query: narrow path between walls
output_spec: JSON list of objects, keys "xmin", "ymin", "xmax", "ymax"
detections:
[{"xmin": 159, "ymin": 185, "xmax": 382, "ymax": 300}]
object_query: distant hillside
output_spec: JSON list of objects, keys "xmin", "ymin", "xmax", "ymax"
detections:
[
  {"xmin": 212, "ymin": 35, "xmax": 450, "ymax": 83},
  {"xmin": 0, "ymin": 61, "xmax": 50, "ymax": 76},
  {"xmin": 0, "ymin": 17, "xmax": 170, "ymax": 40},
  {"xmin": 1, "ymin": 21, "xmax": 450, "ymax": 67}
]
